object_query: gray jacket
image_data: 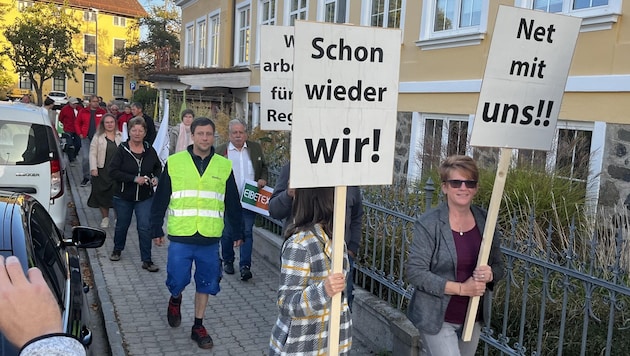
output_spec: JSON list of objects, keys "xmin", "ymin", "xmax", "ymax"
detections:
[{"xmin": 405, "ymin": 202, "xmax": 504, "ymax": 335}]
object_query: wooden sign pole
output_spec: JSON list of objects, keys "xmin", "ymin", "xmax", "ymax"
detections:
[
  {"xmin": 327, "ymin": 186, "xmax": 347, "ymax": 354},
  {"xmin": 462, "ymin": 148, "xmax": 511, "ymax": 341}
]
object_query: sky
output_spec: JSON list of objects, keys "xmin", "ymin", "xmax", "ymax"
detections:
[{"xmin": 140, "ymin": 0, "xmax": 166, "ymax": 10}]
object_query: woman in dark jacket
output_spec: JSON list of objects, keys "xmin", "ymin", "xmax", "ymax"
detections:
[
  {"xmin": 108, "ymin": 117, "xmax": 163, "ymax": 272},
  {"xmin": 405, "ymin": 155, "xmax": 504, "ymax": 356}
]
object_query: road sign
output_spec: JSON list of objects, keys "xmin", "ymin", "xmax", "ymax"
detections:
[{"xmin": 130, "ymin": 80, "xmax": 137, "ymax": 91}]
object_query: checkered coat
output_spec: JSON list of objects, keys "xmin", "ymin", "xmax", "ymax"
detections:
[{"xmin": 269, "ymin": 224, "xmax": 352, "ymax": 355}]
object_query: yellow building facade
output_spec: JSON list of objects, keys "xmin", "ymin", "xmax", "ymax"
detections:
[
  {"xmin": 0, "ymin": 0, "xmax": 146, "ymax": 103},
  {"xmin": 172, "ymin": 0, "xmax": 630, "ymax": 208}
]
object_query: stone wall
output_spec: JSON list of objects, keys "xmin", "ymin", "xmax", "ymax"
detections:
[
  {"xmin": 393, "ymin": 112, "xmax": 413, "ymax": 184},
  {"xmin": 599, "ymin": 123, "xmax": 630, "ymax": 208}
]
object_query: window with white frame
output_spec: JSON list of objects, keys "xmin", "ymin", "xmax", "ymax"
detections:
[
  {"xmin": 235, "ymin": 3, "xmax": 251, "ymax": 65},
  {"xmin": 19, "ymin": 75, "xmax": 31, "ymax": 90},
  {"xmin": 185, "ymin": 24, "xmax": 194, "ymax": 67},
  {"xmin": 321, "ymin": 0, "xmax": 348, "ymax": 23},
  {"xmin": 209, "ymin": 13, "xmax": 220, "ymax": 67},
  {"xmin": 83, "ymin": 10, "xmax": 96, "ymax": 22},
  {"xmin": 84, "ymin": 34, "xmax": 96, "ymax": 54},
  {"xmin": 417, "ymin": 0, "xmax": 488, "ymax": 50},
  {"xmin": 113, "ymin": 76, "xmax": 124, "ymax": 97},
  {"xmin": 288, "ymin": 0, "xmax": 307, "ymax": 25},
  {"xmin": 113, "ymin": 16, "xmax": 126, "ymax": 27},
  {"xmin": 197, "ymin": 19, "xmax": 207, "ymax": 67},
  {"xmin": 409, "ymin": 113, "xmax": 470, "ymax": 181},
  {"xmin": 368, "ymin": 0, "xmax": 403, "ymax": 28},
  {"xmin": 17, "ymin": 1, "xmax": 32, "ymax": 11},
  {"xmin": 114, "ymin": 39, "xmax": 125, "ymax": 58},
  {"xmin": 84, "ymin": 73, "xmax": 95, "ymax": 95},
  {"xmin": 260, "ymin": 0, "xmax": 277, "ymax": 25},
  {"xmin": 521, "ymin": 0, "xmax": 621, "ymax": 31},
  {"xmin": 52, "ymin": 74, "xmax": 66, "ymax": 92}
]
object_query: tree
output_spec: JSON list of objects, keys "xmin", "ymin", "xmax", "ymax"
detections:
[
  {"xmin": 0, "ymin": 3, "xmax": 88, "ymax": 105},
  {"xmin": 116, "ymin": 2, "xmax": 181, "ymax": 79}
]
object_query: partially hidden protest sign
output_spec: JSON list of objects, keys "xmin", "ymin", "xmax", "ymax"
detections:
[
  {"xmin": 469, "ymin": 5, "xmax": 581, "ymax": 151},
  {"xmin": 290, "ymin": 21, "xmax": 401, "ymax": 188},
  {"xmin": 240, "ymin": 179, "xmax": 274, "ymax": 216},
  {"xmin": 260, "ymin": 25, "xmax": 294, "ymax": 131}
]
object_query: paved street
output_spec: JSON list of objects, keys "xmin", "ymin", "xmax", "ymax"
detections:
[{"xmin": 67, "ymin": 161, "xmax": 373, "ymax": 355}]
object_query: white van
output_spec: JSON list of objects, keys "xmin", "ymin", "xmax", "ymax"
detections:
[{"xmin": 0, "ymin": 101, "xmax": 67, "ymax": 229}]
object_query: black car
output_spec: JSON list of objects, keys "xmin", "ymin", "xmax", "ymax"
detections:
[{"xmin": 0, "ymin": 191, "xmax": 106, "ymax": 355}]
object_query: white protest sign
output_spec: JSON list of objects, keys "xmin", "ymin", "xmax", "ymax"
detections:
[
  {"xmin": 469, "ymin": 6, "xmax": 581, "ymax": 151},
  {"xmin": 290, "ymin": 21, "xmax": 401, "ymax": 188},
  {"xmin": 260, "ymin": 25, "xmax": 294, "ymax": 131}
]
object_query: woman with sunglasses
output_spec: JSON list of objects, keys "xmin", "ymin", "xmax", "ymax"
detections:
[{"xmin": 405, "ymin": 155, "xmax": 504, "ymax": 356}]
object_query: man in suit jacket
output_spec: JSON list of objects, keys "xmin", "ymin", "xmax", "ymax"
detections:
[{"xmin": 216, "ymin": 119, "xmax": 268, "ymax": 281}]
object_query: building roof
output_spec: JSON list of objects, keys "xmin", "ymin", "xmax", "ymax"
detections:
[{"xmin": 45, "ymin": 0, "xmax": 147, "ymax": 18}]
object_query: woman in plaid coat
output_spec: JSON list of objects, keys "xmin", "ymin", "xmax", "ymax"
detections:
[{"xmin": 269, "ymin": 187, "xmax": 352, "ymax": 355}]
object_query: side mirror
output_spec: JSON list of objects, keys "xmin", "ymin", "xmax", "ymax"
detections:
[{"xmin": 71, "ymin": 226, "xmax": 106, "ymax": 248}]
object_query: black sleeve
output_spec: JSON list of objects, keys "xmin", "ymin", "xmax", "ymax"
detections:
[
  {"xmin": 269, "ymin": 162, "xmax": 292, "ymax": 220},
  {"xmin": 224, "ymin": 172, "xmax": 243, "ymax": 242},
  {"xmin": 150, "ymin": 162, "xmax": 172, "ymax": 238}
]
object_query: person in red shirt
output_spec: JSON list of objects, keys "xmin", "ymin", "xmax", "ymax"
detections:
[
  {"xmin": 75, "ymin": 95, "xmax": 107, "ymax": 186},
  {"xmin": 117, "ymin": 104, "xmax": 133, "ymax": 133},
  {"xmin": 58, "ymin": 97, "xmax": 81, "ymax": 162}
]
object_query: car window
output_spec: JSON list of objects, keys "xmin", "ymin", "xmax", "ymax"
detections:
[
  {"xmin": 28, "ymin": 202, "xmax": 67, "ymax": 305},
  {"xmin": 0, "ymin": 122, "xmax": 55, "ymax": 165}
]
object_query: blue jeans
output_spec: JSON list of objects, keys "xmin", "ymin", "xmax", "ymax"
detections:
[
  {"xmin": 221, "ymin": 208, "xmax": 256, "ymax": 269},
  {"xmin": 113, "ymin": 196, "xmax": 154, "ymax": 262},
  {"xmin": 80, "ymin": 137, "xmax": 91, "ymax": 180},
  {"xmin": 420, "ymin": 321, "xmax": 481, "ymax": 356}
]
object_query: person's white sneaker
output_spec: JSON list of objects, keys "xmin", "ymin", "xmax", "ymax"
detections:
[{"xmin": 100, "ymin": 217, "xmax": 109, "ymax": 228}]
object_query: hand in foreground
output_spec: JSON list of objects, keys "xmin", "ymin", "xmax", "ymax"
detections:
[
  {"xmin": 90, "ymin": 169, "xmax": 98, "ymax": 177},
  {"xmin": 461, "ymin": 277, "xmax": 487, "ymax": 297},
  {"xmin": 153, "ymin": 237, "xmax": 164, "ymax": 246},
  {"xmin": 324, "ymin": 272, "xmax": 346, "ymax": 298},
  {"xmin": 233, "ymin": 239, "xmax": 244, "ymax": 247},
  {"xmin": 472, "ymin": 265, "xmax": 493, "ymax": 283},
  {"xmin": 0, "ymin": 256, "xmax": 62, "ymax": 348}
]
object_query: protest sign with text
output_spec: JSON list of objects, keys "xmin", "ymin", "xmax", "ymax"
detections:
[
  {"xmin": 260, "ymin": 25, "xmax": 294, "ymax": 131},
  {"xmin": 240, "ymin": 180, "xmax": 274, "ymax": 216},
  {"xmin": 290, "ymin": 21, "xmax": 401, "ymax": 188},
  {"xmin": 470, "ymin": 6, "xmax": 581, "ymax": 150}
]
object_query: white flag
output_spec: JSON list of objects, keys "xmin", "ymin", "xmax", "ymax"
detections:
[{"xmin": 152, "ymin": 98, "xmax": 170, "ymax": 168}]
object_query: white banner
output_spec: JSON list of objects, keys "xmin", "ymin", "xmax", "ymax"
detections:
[
  {"xmin": 470, "ymin": 6, "xmax": 581, "ymax": 150},
  {"xmin": 290, "ymin": 21, "xmax": 401, "ymax": 188}
]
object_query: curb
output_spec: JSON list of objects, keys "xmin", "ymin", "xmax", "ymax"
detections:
[{"xmin": 68, "ymin": 167, "xmax": 126, "ymax": 356}]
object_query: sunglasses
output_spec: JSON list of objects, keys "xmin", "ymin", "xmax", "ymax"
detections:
[{"xmin": 444, "ymin": 179, "xmax": 478, "ymax": 188}]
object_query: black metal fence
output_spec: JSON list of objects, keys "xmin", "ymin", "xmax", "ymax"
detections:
[{"xmin": 260, "ymin": 171, "xmax": 630, "ymax": 355}]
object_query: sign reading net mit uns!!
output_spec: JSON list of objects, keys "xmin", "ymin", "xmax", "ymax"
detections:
[
  {"xmin": 469, "ymin": 6, "xmax": 581, "ymax": 151},
  {"xmin": 290, "ymin": 22, "xmax": 401, "ymax": 188},
  {"xmin": 260, "ymin": 26, "xmax": 294, "ymax": 131}
]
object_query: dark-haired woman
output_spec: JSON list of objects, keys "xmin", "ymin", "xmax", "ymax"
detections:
[
  {"xmin": 108, "ymin": 117, "xmax": 163, "ymax": 272},
  {"xmin": 405, "ymin": 155, "xmax": 505, "ymax": 356},
  {"xmin": 269, "ymin": 187, "xmax": 352, "ymax": 355}
]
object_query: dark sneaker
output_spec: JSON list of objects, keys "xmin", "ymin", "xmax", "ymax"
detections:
[
  {"xmin": 109, "ymin": 250, "xmax": 121, "ymax": 261},
  {"xmin": 142, "ymin": 261, "xmax": 159, "ymax": 272},
  {"xmin": 80, "ymin": 178, "xmax": 90, "ymax": 187},
  {"xmin": 223, "ymin": 262, "xmax": 235, "ymax": 275},
  {"xmin": 167, "ymin": 296, "xmax": 181, "ymax": 327},
  {"xmin": 191, "ymin": 325, "xmax": 213, "ymax": 349},
  {"xmin": 240, "ymin": 266, "xmax": 252, "ymax": 281}
]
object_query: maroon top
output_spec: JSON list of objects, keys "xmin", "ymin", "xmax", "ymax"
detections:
[{"xmin": 444, "ymin": 225, "xmax": 482, "ymax": 324}]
